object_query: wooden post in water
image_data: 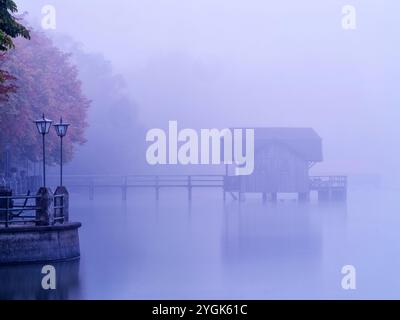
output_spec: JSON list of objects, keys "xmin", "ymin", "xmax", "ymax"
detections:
[
  {"xmin": 223, "ymin": 177, "xmax": 226, "ymax": 202},
  {"xmin": 238, "ymin": 175, "xmax": 244, "ymax": 202},
  {"xmin": 89, "ymin": 179, "xmax": 94, "ymax": 200},
  {"xmin": 155, "ymin": 175, "xmax": 159, "ymax": 201},
  {"xmin": 223, "ymin": 165, "xmax": 228, "ymax": 202},
  {"xmin": 122, "ymin": 176, "xmax": 127, "ymax": 201},
  {"xmin": 188, "ymin": 176, "xmax": 192, "ymax": 202}
]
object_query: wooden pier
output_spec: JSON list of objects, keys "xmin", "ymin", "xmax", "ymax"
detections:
[
  {"xmin": 48, "ymin": 174, "xmax": 347, "ymax": 202},
  {"xmin": 309, "ymin": 175, "xmax": 347, "ymax": 202}
]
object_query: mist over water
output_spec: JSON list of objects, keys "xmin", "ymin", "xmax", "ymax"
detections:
[
  {"xmin": 1, "ymin": 1, "xmax": 399, "ymax": 300},
  {"xmin": 1, "ymin": 182, "xmax": 400, "ymax": 299}
]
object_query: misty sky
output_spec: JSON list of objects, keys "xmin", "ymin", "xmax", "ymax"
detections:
[{"xmin": 18, "ymin": 1, "xmax": 400, "ymax": 182}]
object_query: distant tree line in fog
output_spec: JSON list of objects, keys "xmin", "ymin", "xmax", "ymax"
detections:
[{"xmin": 0, "ymin": 1, "xmax": 145, "ymax": 176}]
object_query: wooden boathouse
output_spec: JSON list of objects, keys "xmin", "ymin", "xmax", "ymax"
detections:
[{"xmin": 224, "ymin": 127, "xmax": 346, "ymax": 202}]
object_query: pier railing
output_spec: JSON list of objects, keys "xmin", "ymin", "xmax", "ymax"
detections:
[
  {"xmin": 49, "ymin": 174, "xmax": 347, "ymax": 201},
  {"xmin": 49, "ymin": 174, "xmax": 225, "ymax": 201},
  {"xmin": 0, "ymin": 192, "xmax": 67, "ymax": 228},
  {"xmin": 309, "ymin": 176, "xmax": 347, "ymax": 189}
]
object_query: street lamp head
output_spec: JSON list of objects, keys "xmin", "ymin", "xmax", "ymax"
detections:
[
  {"xmin": 34, "ymin": 113, "xmax": 53, "ymax": 135},
  {"xmin": 54, "ymin": 117, "xmax": 70, "ymax": 137}
]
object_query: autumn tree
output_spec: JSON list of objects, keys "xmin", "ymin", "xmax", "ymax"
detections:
[
  {"xmin": 0, "ymin": 28, "xmax": 90, "ymax": 171},
  {"xmin": 0, "ymin": 53, "xmax": 15, "ymax": 102},
  {"xmin": 0, "ymin": 0, "xmax": 30, "ymax": 102}
]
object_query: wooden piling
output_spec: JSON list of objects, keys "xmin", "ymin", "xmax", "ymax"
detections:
[
  {"xmin": 155, "ymin": 176, "xmax": 159, "ymax": 201},
  {"xmin": 188, "ymin": 176, "xmax": 192, "ymax": 202},
  {"xmin": 122, "ymin": 176, "xmax": 127, "ymax": 201},
  {"xmin": 262, "ymin": 192, "xmax": 267, "ymax": 203},
  {"xmin": 89, "ymin": 179, "xmax": 94, "ymax": 201}
]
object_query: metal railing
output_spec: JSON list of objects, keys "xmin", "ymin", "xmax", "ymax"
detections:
[
  {"xmin": 0, "ymin": 192, "xmax": 66, "ymax": 228},
  {"xmin": 53, "ymin": 194, "xmax": 66, "ymax": 223},
  {"xmin": 309, "ymin": 176, "xmax": 347, "ymax": 189}
]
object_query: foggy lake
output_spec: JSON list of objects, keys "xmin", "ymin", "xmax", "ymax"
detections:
[
  {"xmin": 1, "ymin": 0, "xmax": 399, "ymax": 304},
  {"xmin": 1, "ymin": 182, "xmax": 399, "ymax": 300}
]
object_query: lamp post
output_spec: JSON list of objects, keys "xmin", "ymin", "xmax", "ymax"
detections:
[
  {"xmin": 53, "ymin": 117, "xmax": 70, "ymax": 186},
  {"xmin": 34, "ymin": 114, "xmax": 53, "ymax": 188}
]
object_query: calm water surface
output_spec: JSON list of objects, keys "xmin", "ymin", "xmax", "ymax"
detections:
[{"xmin": 1, "ymin": 185, "xmax": 400, "ymax": 299}]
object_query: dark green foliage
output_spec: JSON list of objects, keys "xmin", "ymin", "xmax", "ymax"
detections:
[{"xmin": 0, "ymin": 0, "xmax": 30, "ymax": 51}]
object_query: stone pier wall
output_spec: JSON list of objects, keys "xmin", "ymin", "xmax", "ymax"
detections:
[{"xmin": 0, "ymin": 223, "xmax": 81, "ymax": 264}]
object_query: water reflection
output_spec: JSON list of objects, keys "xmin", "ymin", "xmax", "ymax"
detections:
[
  {"xmin": 219, "ymin": 201, "xmax": 348, "ymax": 298},
  {"xmin": 1, "ymin": 187, "xmax": 399, "ymax": 299},
  {"xmin": 222, "ymin": 203, "xmax": 323, "ymax": 261},
  {"xmin": 0, "ymin": 260, "xmax": 81, "ymax": 300}
]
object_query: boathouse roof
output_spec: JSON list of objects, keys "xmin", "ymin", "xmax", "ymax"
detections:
[{"xmin": 231, "ymin": 127, "xmax": 323, "ymax": 162}]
